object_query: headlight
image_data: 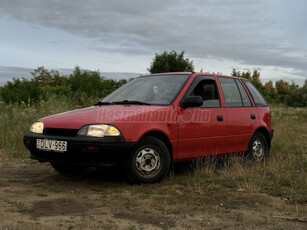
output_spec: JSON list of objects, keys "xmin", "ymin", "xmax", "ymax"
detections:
[
  {"xmin": 78, "ymin": 124, "xmax": 121, "ymax": 137},
  {"xmin": 30, "ymin": 122, "xmax": 44, "ymax": 134}
]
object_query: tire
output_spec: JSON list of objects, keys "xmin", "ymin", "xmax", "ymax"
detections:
[
  {"xmin": 125, "ymin": 136, "xmax": 171, "ymax": 184},
  {"xmin": 51, "ymin": 163, "xmax": 85, "ymax": 175},
  {"xmin": 246, "ymin": 132, "xmax": 269, "ymax": 162}
]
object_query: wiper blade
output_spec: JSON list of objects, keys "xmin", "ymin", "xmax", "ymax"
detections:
[
  {"xmin": 113, "ymin": 100, "xmax": 151, "ymax": 105},
  {"xmin": 94, "ymin": 101, "xmax": 114, "ymax": 106}
]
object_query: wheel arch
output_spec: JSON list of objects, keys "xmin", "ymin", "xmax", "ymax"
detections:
[
  {"xmin": 139, "ymin": 131, "xmax": 174, "ymax": 166},
  {"xmin": 254, "ymin": 127, "xmax": 271, "ymax": 150}
]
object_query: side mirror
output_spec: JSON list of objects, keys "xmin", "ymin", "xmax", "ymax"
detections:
[{"xmin": 181, "ymin": 96, "xmax": 203, "ymax": 108}]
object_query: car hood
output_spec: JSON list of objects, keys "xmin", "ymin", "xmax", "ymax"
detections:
[{"xmin": 39, "ymin": 105, "xmax": 174, "ymax": 130}]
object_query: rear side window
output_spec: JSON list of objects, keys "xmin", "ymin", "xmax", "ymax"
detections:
[
  {"xmin": 243, "ymin": 80, "xmax": 267, "ymax": 107},
  {"xmin": 218, "ymin": 77, "xmax": 242, "ymax": 107},
  {"xmin": 235, "ymin": 79, "xmax": 252, "ymax": 107}
]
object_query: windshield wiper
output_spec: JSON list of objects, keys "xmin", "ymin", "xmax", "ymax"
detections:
[
  {"xmin": 94, "ymin": 101, "xmax": 114, "ymax": 106},
  {"xmin": 113, "ymin": 100, "xmax": 151, "ymax": 105}
]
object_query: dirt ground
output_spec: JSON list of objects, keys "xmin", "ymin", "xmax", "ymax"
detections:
[{"xmin": 0, "ymin": 160, "xmax": 306, "ymax": 230}]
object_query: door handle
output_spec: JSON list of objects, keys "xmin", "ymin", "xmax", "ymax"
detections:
[
  {"xmin": 250, "ymin": 114, "xmax": 256, "ymax": 120},
  {"xmin": 217, "ymin": 115, "xmax": 223, "ymax": 122}
]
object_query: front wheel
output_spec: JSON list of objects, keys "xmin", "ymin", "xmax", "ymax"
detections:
[
  {"xmin": 246, "ymin": 132, "xmax": 269, "ymax": 162},
  {"xmin": 125, "ymin": 136, "xmax": 171, "ymax": 184}
]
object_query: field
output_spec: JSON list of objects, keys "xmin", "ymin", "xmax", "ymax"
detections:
[{"xmin": 0, "ymin": 99, "xmax": 306, "ymax": 229}]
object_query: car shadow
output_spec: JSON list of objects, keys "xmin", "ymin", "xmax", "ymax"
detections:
[{"xmin": 172, "ymin": 155, "xmax": 236, "ymax": 175}]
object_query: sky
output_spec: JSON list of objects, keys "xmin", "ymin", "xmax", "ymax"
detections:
[{"xmin": 0, "ymin": 0, "xmax": 306, "ymax": 85}]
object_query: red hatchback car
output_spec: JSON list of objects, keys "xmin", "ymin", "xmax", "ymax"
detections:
[{"xmin": 24, "ymin": 73, "xmax": 274, "ymax": 183}]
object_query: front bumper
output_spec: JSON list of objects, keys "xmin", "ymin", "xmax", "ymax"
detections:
[{"xmin": 23, "ymin": 132, "xmax": 136, "ymax": 167}]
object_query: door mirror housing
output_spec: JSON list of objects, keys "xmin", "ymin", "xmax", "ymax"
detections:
[{"xmin": 181, "ymin": 96, "xmax": 203, "ymax": 108}]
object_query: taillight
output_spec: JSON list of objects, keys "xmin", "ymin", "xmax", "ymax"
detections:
[{"xmin": 264, "ymin": 112, "xmax": 272, "ymax": 129}]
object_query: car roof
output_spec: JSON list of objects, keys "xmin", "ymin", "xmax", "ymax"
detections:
[{"xmin": 146, "ymin": 72, "xmax": 247, "ymax": 81}]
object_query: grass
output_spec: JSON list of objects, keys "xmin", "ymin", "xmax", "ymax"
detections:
[
  {"xmin": 0, "ymin": 96, "xmax": 306, "ymax": 205},
  {"xmin": 5, "ymin": 200, "xmax": 30, "ymax": 213},
  {"xmin": 0, "ymin": 95, "xmax": 81, "ymax": 161}
]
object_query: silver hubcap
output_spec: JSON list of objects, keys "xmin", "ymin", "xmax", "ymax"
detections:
[
  {"xmin": 252, "ymin": 139, "xmax": 264, "ymax": 160},
  {"xmin": 135, "ymin": 147, "xmax": 161, "ymax": 178}
]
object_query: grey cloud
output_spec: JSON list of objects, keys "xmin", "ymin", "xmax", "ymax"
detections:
[{"xmin": 1, "ymin": 0, "xmax": 306, "ymax": 77}]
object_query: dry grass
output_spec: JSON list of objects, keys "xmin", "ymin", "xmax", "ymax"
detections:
[
  {"xmin": 169, "ymin": 106, "xmax": 307, "ymax": 204},
  {"xmin": 0, "ymin": 95, "xmax": 81, "ymax": 161},
  {"xmin": 0, "ymin": 99, "xmax": 306, "ymax": 206}
]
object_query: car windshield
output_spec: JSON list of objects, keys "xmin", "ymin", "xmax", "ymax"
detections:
[{"xmin": 101, "ymin": 74, "xmax": 190, "ymax": 105}]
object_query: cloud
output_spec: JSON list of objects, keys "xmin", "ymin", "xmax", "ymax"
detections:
[{"xmin": 0, "ymin": 0, "xmax": 306, "ymax": 77}]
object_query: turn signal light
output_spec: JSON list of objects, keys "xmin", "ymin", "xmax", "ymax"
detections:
[
  {"xmin": 25, "ymin": 140, "xmax": 31, "ymax": 146},
  {"xmin": 86, "ymin": 145, "xmax": 99, "ymax": 151}
]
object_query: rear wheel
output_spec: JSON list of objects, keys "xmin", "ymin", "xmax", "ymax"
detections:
[
  {"xmin": 125, "ymin": 136, "xmax": 171, "ymax": 184},
  {"xmin": 246, "ymin": 132, "xmax": 268, "ymax": 162}
]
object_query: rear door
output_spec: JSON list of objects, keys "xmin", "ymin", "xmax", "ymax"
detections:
[
  {"xmin": 176, "ymin": 76, "xmax": 228, "ymax": 159},
  {"xmin": 217, "ymin": 77, "xmax": 258, "ymax": 153}
]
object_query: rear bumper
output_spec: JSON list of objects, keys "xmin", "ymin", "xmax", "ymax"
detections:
[
  {"xmin": 268, "ymin": 129, "xmax": 274, "ymax": 141},
  {"xmin": 23, "ymin": 132, "xmax": 136, "ymax": 167}
]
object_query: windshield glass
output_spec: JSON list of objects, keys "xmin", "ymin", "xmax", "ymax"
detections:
[{"xmin": 102, "ymin": 74, "xmax": 190, "ymax": 105}]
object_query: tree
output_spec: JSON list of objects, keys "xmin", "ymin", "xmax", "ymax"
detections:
[
  {"xmin": 233, "ymin": 69, "xmax": 263, "ymax": 91},
  {"xmin": 275, "ymin": 80, "xmax": 289, "ymax": 101},
  {"xmin": 263, "ymin": 80, "xmax": 278, "ymax": 103},
  {"xmin": 284, "ymin": 81, "xmax": 306, "ymax": 107},
  {"xmin": 264, "ymin": 81, "xmax": 277, "ymax": 95},
  {"xmin": 148, "ymin": 50, "xmax": 194, "ymax": 74},
  {"xmin": 0, "ymin": 77, "xmax": 41, "ymax": 104},
  {"xmin": 250, "ymin": 70, "xmax": 262, "ymax": 90},
  {"xmin": 231, "ymin": 69, "xmax": 241, "ymax": 77},
  {"xmin": 241, "ymin": 71, "xmax": 252, "ymax": 81},
  {"xmin": 69, "ymin": 66, "xmax": 104, "ymax": 98}
]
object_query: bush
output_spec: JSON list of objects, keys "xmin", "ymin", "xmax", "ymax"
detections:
[
  {"xmin": 148, "ymin": 50, "xmax": 194, "ymax": 74},
  {"xmin": 231, "ymin": 69, "xmax": 306, "ymax": 107},
  {"xmin": 284, "ymin": 81, "xmax": 307, "ymax": 107},
  {"xmin": 0, "ymin": 66, "xmax": 128, "ymax": 106}
]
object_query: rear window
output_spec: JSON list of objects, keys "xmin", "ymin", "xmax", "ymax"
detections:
[
  {"xmin": 243, "ymin": 80, "xmax": 267, "ymax": 107},
  {"xmin": 235, "ymin": 79, "xmax": 251, "ymax": 107}
]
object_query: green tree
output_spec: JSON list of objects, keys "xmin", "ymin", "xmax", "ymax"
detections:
[
  {"xmin": 0, "ymin": 78, "xmax": 41, "ymax": 104},
  {"xmin": 241, "ymin": 71, "xmax": 252, "ymax": 81},
  {"xmin": 148, "ymin": 50, "xmax": 194, "ymax": 74},
  {"xmin": 0, "ymin": 66, "xmax": 128, "ymax": 105},
  {"xmin": 231, "ymin": 69, "xmax": 241, "ymax": 77},
  {"xmin": 284, "ymin": 81, "xmax": 306, "ymax": 107},
  {"xmin": 31, "ymin": 66, "xmax": 67, "ymax": 87},
  {"xmin": 303, "ymin": 80, "xmax": 307, "ymax": 106},
  {"xmin": 69, "ymin": 66, "xmax": 102, "ymax": 95},
  {"xmin": 263, "ymin": 80, "xmax": 278, "ymax": 103},
  {"xmin": 235, "ymin": 69, "xmax": 263, "ymax": 91},
  {"xmin": 68, "ymin": 66, "xmax": 128, "ymax": 105},
  {"xmin": 250, "ymin": 70, "xmax": 262, "ymax": 90},
  {"xmin": 275, "ymin": 80, "xmax": 289, "ymax": 102}
]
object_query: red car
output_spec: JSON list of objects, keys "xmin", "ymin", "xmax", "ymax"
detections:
[{"xmin": 24, "ymin": 73, "xmax": 274, "ymax": 183}]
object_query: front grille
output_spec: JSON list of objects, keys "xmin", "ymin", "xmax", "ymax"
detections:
[{"xmin": 43, "ymin": 128, "xmax": 79, "ymax": 137}]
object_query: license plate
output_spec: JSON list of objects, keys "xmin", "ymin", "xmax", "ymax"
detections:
[{"xmin": 36, "ymin": 139, "xmax": 67, "ymax": 152}]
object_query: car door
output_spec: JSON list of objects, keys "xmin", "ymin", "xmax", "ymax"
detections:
[
  {"xmin": 217, "ymin": 77, "xmax": 258, "ymax": 153},
  {"xmin": 176, "ymin": 75, "xmax": 228, "ymax": 159}
]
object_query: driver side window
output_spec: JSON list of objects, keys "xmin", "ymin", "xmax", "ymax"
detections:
[{"xmin": 190, "ymin": 79, "xmax": 221, "ymax": 108}]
